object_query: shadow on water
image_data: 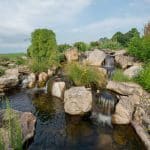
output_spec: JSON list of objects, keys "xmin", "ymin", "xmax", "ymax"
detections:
[{"xmin": 0, "ymin": 89, "xmax": 145, "ymax": 150}]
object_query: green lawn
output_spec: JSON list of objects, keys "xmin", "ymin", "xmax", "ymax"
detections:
[{"xmin": 0, "ymin": 53, "xmax": 26, "ymax": 60}]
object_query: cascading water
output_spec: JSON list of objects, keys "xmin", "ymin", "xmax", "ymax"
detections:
[
  {"xmin": 92, "ymin": 90, "xmax": 118, "ymax": 126},
  {"xmin": 103, "ymin": 54, "xmax": 115, "ymax": 78}
]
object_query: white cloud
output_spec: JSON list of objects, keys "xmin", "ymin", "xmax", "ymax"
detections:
[
  {"xmin": 0, "ymin": 0, "xmax": 93, "ymax": 53},
  {"xmin": 68, "ymin": 17, "xmax": 150, "ymax": 43},
  {"xmin": 0, "ymin": 0, "xmax": 92, "ymax": 35}
]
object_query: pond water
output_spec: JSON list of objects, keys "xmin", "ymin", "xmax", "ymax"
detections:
[{"xmin": 0, "ymin": 89, "xmax": 145, "ymax": 150}]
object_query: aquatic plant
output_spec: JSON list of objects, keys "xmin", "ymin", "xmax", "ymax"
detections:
[{"xmin": 0, "ymin": 99, "xmax": 23, "ymax": 150}]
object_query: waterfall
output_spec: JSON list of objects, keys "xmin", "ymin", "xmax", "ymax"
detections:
[
  {"xmin": 103, "ymin": 55, "xmax": 115, "ymax": 78},
  {"xmin": 92, "ymin": 91, "xmax": 118, "ymax": 126}
]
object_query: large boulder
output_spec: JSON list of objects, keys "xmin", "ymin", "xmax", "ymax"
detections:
[
  {"xmin": 85, "ymin": 49, "xmax": 106, "ymax": 66},
  {"xmin": 51, "ymin": 81, "xmax": 66, "ymax": 99},
  {"xmin": 0, "ymin": 109, "xmax": 36, "ymax": 146},
  {"xmin": 124, "ymin": 65, "xmax": 142, "ymax": 78},
  {"xmin": 114, "ymin": 50, "xmax": 127, "ymax": 56},
  {"xmin": 65, "ymin": 48, "xmax": 79, "ymax": 62},
  {"xmin": 0, "ymin": 68, "xmax": 19, "ymax": 92},
  {"xmin": 115, "ymin": 55, "xmax": 134, "ymax": 69},
  {"xmin": 106, "ymin": 81, "xmax": 144, "ymax": 96},
  {"xmin": 64, "ymin": 87, "xmax": 92, "ymax": 115},
  {"xmin": 112, "ymin": 94, "xmax": 140, "ymax": 124}
]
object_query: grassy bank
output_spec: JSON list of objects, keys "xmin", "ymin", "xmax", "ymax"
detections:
[{"xmin": 0, "ymin": 53, "xmax": 26, "ymax": 59}]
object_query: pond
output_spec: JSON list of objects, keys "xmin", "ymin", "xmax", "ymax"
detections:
[{"xmin": 0, "ymin": 89, "xmax": 145, "ymax": 150}]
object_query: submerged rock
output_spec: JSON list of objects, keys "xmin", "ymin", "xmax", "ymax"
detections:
[
  {"xmin": 64, "ymin": 87, "xmax": 92, "ymax": 115},
  {"xmin": 85, "ymin": 49, "xmax": 106, "ymax": 66},
  {"xmin": 51, "ymin": 81, "xmax": 66, "ymax": 99}
]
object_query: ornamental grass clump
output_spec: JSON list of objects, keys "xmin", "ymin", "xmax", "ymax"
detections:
[{"xmin": 65, "ymin": 62, "xmax": 106, "ymax": 88}]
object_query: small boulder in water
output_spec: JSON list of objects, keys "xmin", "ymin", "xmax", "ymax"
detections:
[
  {"xmin": 38, "ymin": 72, "xmax": 48, "ymax": 87},
  {"xmin": 51, "ymin": 81, "xmax": 66, "ymax": 99},
  {"xmin": 64, "ymin": 87, "xmax": 92, "ymax": 115},
  {"xmin": 22, "ymin": 73, "xmax": 36, "ymax": 88}
]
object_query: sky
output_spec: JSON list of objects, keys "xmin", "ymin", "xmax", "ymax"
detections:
[{"xmin": 0, "ymin": 0, "xmax": 150, "ymax": 53}]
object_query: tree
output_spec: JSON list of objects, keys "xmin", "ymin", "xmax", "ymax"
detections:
[
  {"xmin": 112, "ymin": 28, "xmax": 139, "ymax": 47},
  {"xmin": 90, "ymin": 41, "xmax": 99, "ymax": 48},
  {"xmin": 73, "ymin": 41, "xmax": 88, "ymax": 52},
  {"xmin": 58, "ymin": 44, "xmax": 72, "ymax": 52},
  {"xmin": 128, "ymin": 35, "xmax": 150, "ymax": 62},
  {"xmin": 28, "ymin": 29, "xmax": 57, "ymax": 59},
  {"xmin": 112, "ymin": 32, "xmax": 125, "ymax": 45},
  {"xmin": 144, "ymin": 21, "xmax": 150, "ymax": 36}
]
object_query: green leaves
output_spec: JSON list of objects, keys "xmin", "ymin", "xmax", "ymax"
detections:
[{"xmin": 128, "ymin": 35, "xmax": 150, "ymax": 62}]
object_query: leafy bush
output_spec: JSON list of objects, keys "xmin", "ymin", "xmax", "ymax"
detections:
[
  {"xmin": 134, "ymin": 64, "xmax": 150, "ymax": 92},
  {"xmin": 128, "ymin": 35, "xmax": 150, "ymax": 62},
  {"xmin": 0, "ymin": 68, "xmax": 5, "ymax": 76},
  {"xmin": 112, "ymin": 69, "xmax": 131, "ymax": 82},
  {"xmin": 15, "ymin": 57, "xmax": 27, "ymax": 65},
  {"xmin": 98, "ymin": 39, "xmax": 122, "ymax": 50},
  {"xmin": 73, "ymin": 41, "xmax": 88, "ymax": 52},
  {"xmin": 58, "ymin": 44, "xmax": 72, "ymax": 52},
  {"xmin": 90, "ymin": 41, "xmax": 99, "ymax": 49},
  {"xmin": 29, "ymin": 50, "xmax": 62, "ymax": 73},
  {"xmin": 27, "ymin": 29, "xmax": 57, "ymax": 59},
  {"xmin": 112, "ymin": 28, "xmax": 140, "ymax": 47},
  {"xmin": 65, "ymin": 62, "xmax": 106, "ymax": 88}
]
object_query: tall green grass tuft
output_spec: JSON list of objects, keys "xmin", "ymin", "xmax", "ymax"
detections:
[
  {"xmin": 65, "ymin": 62, "xmax": 106, "ymax": 88},
  {"xmin": 0, "ymin": 99, "xmax": 23, "ymax": 150},
  {"xmin": 112, "ymin": 69, "xmax": 132, "ymax": 82}
]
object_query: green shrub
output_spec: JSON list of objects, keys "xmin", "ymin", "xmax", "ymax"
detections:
[
  {"xmin": 112, "ymin": 28, "xmax": 140, "ymax": 47},
  {"xmin": 58, "ymin": 44, "xmax": 72, "ymax": 52},
  {"xmin": 15, "ymin": 57, "xmax": 27, "ymax": 65},
  {"xmin": 27, "ymin": 29, "xmax": 57, "ymax": 59},
  {"xmin": 134, "ymin": 64, "xmax": 150, "ymax": 92},
  {"xmin": 112, "ymin": 69, "xmax": 131, "ymax": 82},
  {"xmin": 65, "ymin": 62, "xmax": 106, "ymax": 88},
  {"xmin": 73, "ymin": 41, "xmax": 89, "ymax": 52},
  {"xmin": 0, "ymin": 68, "xmax": 5, "ymax": 76},
  {"xmin": 128, "ymin": 35, "xmax": 150, "ymax": 62},
  {"xmin": 98, "ymin": 39, "xmax": 122, "ymax": 50},
  {"xmin": 29, "ymin": 50, "xmax": 62, "ymax": 73}
]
